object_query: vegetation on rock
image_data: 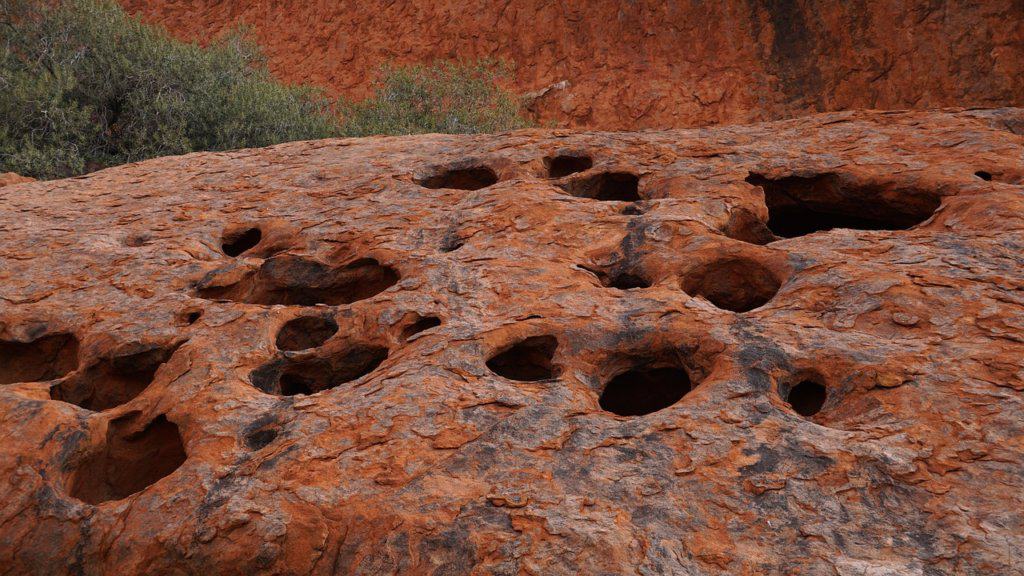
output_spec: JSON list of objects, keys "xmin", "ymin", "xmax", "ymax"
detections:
[
  {"xmin": 340, "ymin": 60, "xmax": 530, "ymax": 137},
  {"xmin": 0, "ymin": 0, "xmax": 530, "ymax": 180},
  {"xmin": 0, "ymin": 0, "xmax": 338, "ymax": 179}
]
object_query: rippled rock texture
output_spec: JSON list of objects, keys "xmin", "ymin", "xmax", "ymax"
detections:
[{"xmin": 1, "ymin": 108, "xmax": 1023, "ymax": 575}]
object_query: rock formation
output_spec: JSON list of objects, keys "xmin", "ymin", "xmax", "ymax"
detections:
[
  {"xmin": 0, "ymin": 173, "xmax": 35, "ymax": 188},
  {"xmin": 1, "ymin": 108, "xmax": 1023, "ymax": 574},
  {"xmin": 119, "ymin": 0, "xmax": 1024, "ymax": 129}
]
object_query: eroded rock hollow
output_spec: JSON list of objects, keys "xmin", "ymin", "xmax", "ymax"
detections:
[{"xmin": 1, "ymin": 109, "xmax": 1023, "ymax": 574}]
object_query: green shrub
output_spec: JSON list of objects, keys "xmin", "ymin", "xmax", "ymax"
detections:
[
  {"xmin": 0, "ymin": 0, "xmax": 341, "ymax": 179},
  {"xmin": 341, "ymin": 60, "xmax": 531, "ymax": 137},
  {"xmin": 0, "ymin": 0, "xmax": 532, "ymax": 180}
]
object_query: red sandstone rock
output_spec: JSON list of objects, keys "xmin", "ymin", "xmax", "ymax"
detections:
[
  {"xmin": 119, "ymin": 0, "xmax": 1024, "ymax": 129},
  {"xmin": 1, "ymin": 108, "xmax": 1024, "ymax": 574},
  {"xmin": 0, "ymin": 173, "xmax": 35, "ymax": 187}
]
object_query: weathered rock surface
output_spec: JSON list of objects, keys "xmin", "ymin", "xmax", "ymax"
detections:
[
  {"xmin": 0, "ymin": 173, "xmax": 34, "ymax": 188},
  {"xmin": 120, "ymin": 0, "xmax": 1024, "ymax": 129},
  {"xmin": 2, "ymin": 108, "xmax": 1024, "ymax": 575}
]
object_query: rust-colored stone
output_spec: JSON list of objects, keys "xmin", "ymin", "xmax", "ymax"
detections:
[
  {"xmin": 0, "ymin": 173, "xmax": 34, "ymax": 187},
  {"xmin": 1, "ymin": 108, "xmax": 1023, "ymax": 574},
  {"xmin": 118, "ymin": 1, "xmax": 1024, "ymax": 129}
]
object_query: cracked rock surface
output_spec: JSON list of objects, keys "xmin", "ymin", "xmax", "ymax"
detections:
[{"xmin": 1, "ymin": 108, "xmax": 1023, "ymax": 575}]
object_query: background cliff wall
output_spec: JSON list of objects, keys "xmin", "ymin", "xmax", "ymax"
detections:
[{"xmin": 120, "ymin": 1, "xmax": 1024, "ymax": 129}]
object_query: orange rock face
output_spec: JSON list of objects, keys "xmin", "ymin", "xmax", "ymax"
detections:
[
  {"xmin": 2, "ymin": 108, "xmax": 1024, "ymax": 574},
  {"xmin": 118, "ymin": 0, "xmax": 1024, "ymax": 129},
  {"xmin": 0, "ymin": 173, "xmax": 35, "ymax": 187}
]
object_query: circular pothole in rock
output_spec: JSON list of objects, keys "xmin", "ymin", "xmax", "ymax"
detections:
[
  {"xmin": 176, "ymin": 309, "xmax": 203, "ymax": 326},
  {"xmin": 417, "ymin": 165, "xmax": 498, "ymax": 190},
  {"xmin": 402, "ymin": 315, "xmax": 442, "ymax": 341},
  {"xmin": 250, "ymin": 345, "xmax": 389, "ymax": 396},
  {"xmin": 440, "ymin": 230, "xmax": 466, "ymax": 253},
  {"xmin": 242, "ymin": 414, "xmax": 281, "ymax": 450},
  {"xmin": 50, "ymin": 341, "xmax": 185, "ymax": 411},
  {"xmin": 244, "ymin": 427, "xmax": 279, "ymax": 451},
  {"xmin": 605, "ymin": 271, "xmax": 650, "ymax": 290},
  {"xmin": 581, "ymin": 263, "xmax": 652, "ymax": 290},
  {"xmin": 599, "ymin": 365, "xmax": 692, "ymax": 416},
  {"xmin": 196, "ymin": 255, "xmax": 399, "ymax": 306},
  {"xmin": 620, "ymin": 203, "xmax": 644, "ymax": 216},
  {"xmin": 486, "ymin": 335, "xmax": 559, "ymax": 382},
  {"xmin": 745, "ymin": 172, "xmax": 941, "ymax": 238},
  {"xmin": 68, "ymin": 413, "xmax": 186, "ymax": 505},
  {"xmin": 545, "ymin": 154, "xmax": 593, "ymax": 178},
  {"xmin": 221, "ymin": 226, "xmax": 262, "ymax": 257},
  {"xmin": 559, "ymin": 172, "xmax": 640, "ymax": 202},
  {"xmin": 783, "ymin": 378, "xmax": 827, "ymax": 417},
  {"xmin": 276, "ymin": 316, "xmax": 339, "ymax": 351},
  {"xmin": 681, "ymin": 257, "xmax": 781, "ymax": 312},
  {"xmin": 0, "ymin": 332, "xmax": 80, "ymax": 384}
]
